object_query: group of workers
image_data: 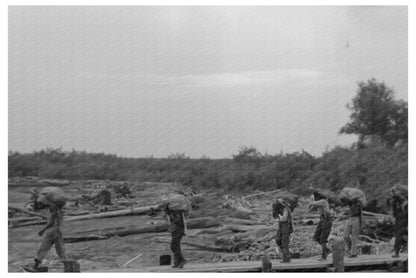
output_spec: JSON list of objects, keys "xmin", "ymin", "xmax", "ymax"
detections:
[
  {"xmin": 272, "ymin": 192, "xmax": 408, "ymax": 264},
  {"xmin": 27, "ymin": 188, "xmax": 407, "ymax": 271}
]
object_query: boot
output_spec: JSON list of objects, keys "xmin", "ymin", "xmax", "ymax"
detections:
[
  {"xmin": 321, "ymin": 244, "xmax": 328, "ymax": 260},
  {"xmin": 171, "ymin": 257, "xmax": 179, "ymax": 268},
  {"xmin": 25, "ymin": 259, "xmax": 42, "ymax": 272},
  {"xmin": 176, "ymin": 259, "xmax": 187, "ymax": 269},
  {"xmin": 33, "ymin": 258, "xmax": 41, "ymax": 270}
]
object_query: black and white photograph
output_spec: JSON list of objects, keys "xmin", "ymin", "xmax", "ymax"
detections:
[{"xmin": 7, "ymin": 4, "xmax": 409, "ymax": 273}]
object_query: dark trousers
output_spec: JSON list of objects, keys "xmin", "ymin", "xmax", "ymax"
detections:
[
  {"xmin": 320, "ymin": 244, "xmax": 330, "ymax": 259},
  {"xmin": 394, "ymin": 219, "xmax": 408, "ymax": 254},
  {"xmin": 170, "ymin": 229, "xmax": 185, "ymax": 265},
  {"xmin": 314, "ymin": 221, "xmax": 332, "ymax": 259},
  {"xmin": 276, "ymin": 222, "xmax": 292, "ymax": 262}
]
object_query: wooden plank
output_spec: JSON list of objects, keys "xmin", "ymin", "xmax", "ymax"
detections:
[
  {"xmin": 94, "ymin": 254, "xmax": 407, "ymax": 273},
  {"xmin": 139, "ymin": 254, "xmax": 407, "ymax": 272}
]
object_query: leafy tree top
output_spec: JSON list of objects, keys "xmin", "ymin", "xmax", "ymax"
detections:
[{"xmin": 340, "ymin": 78, "xmax": 407, "ymax": 147}]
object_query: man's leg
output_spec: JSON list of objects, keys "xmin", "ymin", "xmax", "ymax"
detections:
[
  {"xmin": 350, "ymin": 217, "xmax": 360, "ymax": 257},
  {"xmin": 54, "ymin": 230, "xmax": 67, "ymax": 261},
  {"xmin": 34, "ymin": 232, "xmax": 54, "ymax": 270},
  {"xmin": 393, "ymin": 222, "xmax": 407, "ymax": 257},
  {"xmin": 313, "ymin": 222, "xmax": 322, "ymax": 243},
  {"xmin": 275, "ymin": 228, "xmax": 282, "ymax": 258},
  {"xmin": 343, "ymin": 220, "xmax": 352, "ymax": 255},
  {"xmin": 170, "ymin": 229, "xmax": 184, "ymax": 268},
  {"xmin": 280, "ymin": 223, "xmax": 291, "ymax": 263},
  {"xmin": 319, "ymin": 244, "xmax": 328, "ymax": 260}
]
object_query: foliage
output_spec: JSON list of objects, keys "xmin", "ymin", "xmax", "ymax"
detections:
[
  {"xmin": 8, "ymin": 143, "xmax": 407, "ymax": 203},
  {"xmin": 340, "ymin": 79, "xmax": 408, "ymax": 147}
]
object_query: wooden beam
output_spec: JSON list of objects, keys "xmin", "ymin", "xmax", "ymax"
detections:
[
  {"xmin": 64, "ymin": 205, "xmax": 161, "ymax": 222},
  {"xmin": 8, "ymin": 205, "xmax": 47, "ymax": 219},
  {"xmin": 96, "ymin": 254, "xmax": 408, "ymax": 273}
]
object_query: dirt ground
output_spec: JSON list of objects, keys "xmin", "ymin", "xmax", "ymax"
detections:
[
  {"xmin": 8, "ymin": 180, "xmax": 399, "ymax": 272},
  {"xmin": 8, "ymin": 181, "xmax": 231, "ymax": 272}
]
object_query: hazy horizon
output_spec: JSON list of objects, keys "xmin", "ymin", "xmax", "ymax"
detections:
[{"xmin": 9, "ymin": 6, "xmax": 408, "ymax": 159}]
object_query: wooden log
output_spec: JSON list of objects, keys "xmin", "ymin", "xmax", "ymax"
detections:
[
  {"xmin": 64, "ymin": 235, "xmax": 108, "ymax": 243},
  {"xmin": 223, "ymin": 217, "xmax": 264, "ymax": 226},
  {"xmin": 330, "ymin": 237, "xmax": 345, "ymax": 272},
  {"xmin": 8, "ymin": 216, "xmax": 43, "ymax": 228},
  {"xmin": 362, "ymin": 211, "xmax": 389, "ymax": 218},
  {"xmin": 65, "ymin": 217, "xmax": 221, "ymax": 243},
  {"xmin": 242, "ymin": 189, "xmax": 282, "ymax": 200},
  {"xmin": 8, "ymin": 205, "xmax": 47, "ymax": 219},
  {"xmin": 64, "ymin": 205, "xmax": 161, "ymax": 222},
  {"xmin": 63, "ymin": 260, "xmax": 80, "ymax": 272},
  {"xmin": 11, "ymin": 220, "xmax": 47, "ymax": 227},
  {"xmin": 262, "ymin": 255, "xmax": 272, "ymax": 272},
  {"xmin": 195, "ymin": 224, "xmax": 269, "ymax": 235},
  {"xmin": 8, "ymin": 216, "xmax": 42, "ymax": 223}
]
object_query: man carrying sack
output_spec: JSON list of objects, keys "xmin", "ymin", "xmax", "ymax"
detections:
[
  {"xmin": 309, "ymin": 199, "xmax": 332, "ymax": 261},
  {"xmin": 163, "ymin": 191, "xmax": 191, "ymax": 269},
  {"xmin": 342, "ymin": 198, "xmax": 363, "ymax": 258},
  {"xmin": 29, "ymin": 187, "xmax": 67, "ymax": 272},
  {"xmin": 339, "ymin": 187, "xmax": 365, "ymax": 258},
  {"xmin": 273, "ymin": 198, "xmax": 294, "ymax": 263}
]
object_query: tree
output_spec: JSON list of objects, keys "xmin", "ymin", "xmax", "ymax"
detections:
[
  {"xmin": 340, "ymin": 79, "xmax": 408, "ymax": 146},
  {"xmin": 232, "ymin": 146, "xmax": 263, "ymax": 164}
]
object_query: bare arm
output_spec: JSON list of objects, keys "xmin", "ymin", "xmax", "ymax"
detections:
[
  {"xmin": 279, "ymin": 207, "xmax": 289, "ymax": 222},
  {"xmin": 39, "ymin": 206, "xmax": 57, "ymax": 235}
]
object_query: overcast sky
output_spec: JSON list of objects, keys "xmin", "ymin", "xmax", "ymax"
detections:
[{"xmin": 9, "ymin": 6, "xmax": 408, "ymax": 158}]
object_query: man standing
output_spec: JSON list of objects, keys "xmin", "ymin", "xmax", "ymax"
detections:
[
  {"xmin": 343, "ymin": 198, "xmax": 362, "ymax": 258},
  {"xmin": 389, "ymin": 191, "xmax": 408, "ymax": 258},
  {"xmin": 273, "ymin": 199, "xmax": 293, "ymax": 263}
]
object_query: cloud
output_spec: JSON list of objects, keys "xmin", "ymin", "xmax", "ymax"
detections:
[{"xmin": 77, "ymin": 69, "xmax": 323, "ymax": 89}]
